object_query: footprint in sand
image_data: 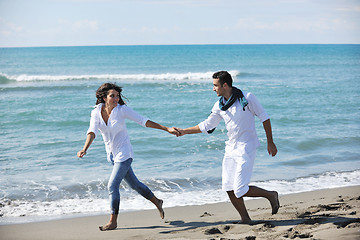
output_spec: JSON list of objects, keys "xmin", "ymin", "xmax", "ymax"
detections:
[
  {"xmin": 200, "ymin": 211, "xmax": 213, "ymax": 217},
  {"xmin": 283, "ymin": 227, "xmax": 313, "ymax": 239},
  {"xmin": 204, "ymin": 227, "xmax": 222, "ymax": 235},
  {"xmin": 334, "ymin": 218, "xmax": 360, "ymax": 228}
]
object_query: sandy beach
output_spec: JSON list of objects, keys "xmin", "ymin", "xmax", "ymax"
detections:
[{"xmin": 1, "ymin": 186, "xmax": 359, "ymax": 240}]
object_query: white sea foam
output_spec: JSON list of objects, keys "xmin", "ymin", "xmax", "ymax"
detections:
[
  {"xmin": 0, "ymin": 70, "xmax": 241, "ymax": 83},
  {"xmin": 1, "ymin": 170, "xmax": 359, "ymax": 224}
]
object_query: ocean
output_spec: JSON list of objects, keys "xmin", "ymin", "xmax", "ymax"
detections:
[{"xmin": 0, "ymin": 44, "xmax": 359, "ymax": 224}]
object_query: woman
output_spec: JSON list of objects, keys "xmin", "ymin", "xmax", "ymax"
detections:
[{"xmin": 77, "ymin": 83, "xmax": 179, "ymax": 231}]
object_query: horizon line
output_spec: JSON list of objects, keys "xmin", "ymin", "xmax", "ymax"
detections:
[{"xmin": 1, "ymin": 43, "xmax": 359, "ymax": 49}]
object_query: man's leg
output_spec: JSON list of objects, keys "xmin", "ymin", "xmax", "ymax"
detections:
[
  {"xmin": 244, "ymin": 186, "xmax": 280, "ymax": 214},
  {"xmin": 227, "ymin": 190, "xmax": 251, "ymax": 223}
]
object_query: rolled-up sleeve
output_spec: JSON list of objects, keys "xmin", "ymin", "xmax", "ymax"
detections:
[
  {"xmin": 198, "ymin": 104, "xmax": 222, "ymax": 134},
  {"xmin": 123, "ymin": 105, "xmax": 149, "ymax": 127},
  {"xmin": 247, "ymin": 93, "xmax": 269, "ymax": 123},
  {"xmin": 87, "ymin": 108, "xmax": 99, "ymax": 137}
]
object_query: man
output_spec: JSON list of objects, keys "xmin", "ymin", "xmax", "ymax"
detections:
[{"xmin": 176, "ymin": 71, "xmax": 279, "ymax": 223}]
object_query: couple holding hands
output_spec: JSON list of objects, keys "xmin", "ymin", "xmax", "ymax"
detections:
[{"xmin": 77, "ymin": 71, "xmax": 279, "ymax": 231}]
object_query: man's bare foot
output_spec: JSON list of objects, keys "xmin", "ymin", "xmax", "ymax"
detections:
[
  {"xmin": 157, "ymin": 199, "xmax": 165, "ymax": 219},
  {"xmin": 236, "ymin": 219, "xmax": 252, "ymax": 224},
  {"xmin": 270, "ymin": 191, "xmax": 280, "ymax": 214},
  {"xmin": 99, "ymin": 222, "xmax": 117, "ymax": 231}
]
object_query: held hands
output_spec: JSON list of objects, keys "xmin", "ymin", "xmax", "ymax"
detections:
[
  {"xmin": 167, "ymin": 127, "xmax": 185, "ymax": 137},
  {"xmin": 170, "ymin": 126, "xmax": 200, "ymax": 136},
  {"xmin": 174, "ymin": 127, "xmax": 185, "ymax": 136}
]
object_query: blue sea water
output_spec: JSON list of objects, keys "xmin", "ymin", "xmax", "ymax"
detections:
[{"xmin": 0, "ymin": 44, "xmax": 359, "ymax": 224}]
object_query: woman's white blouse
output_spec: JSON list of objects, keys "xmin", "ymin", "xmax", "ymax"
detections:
[{"xmin": 87, "ymin": 103, "xmax": 149, "ymax": 162}]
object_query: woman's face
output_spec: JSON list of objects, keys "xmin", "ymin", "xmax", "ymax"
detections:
[{"xmin": 103, "ymin": 89, "xmax": 120, "ymax": 108}]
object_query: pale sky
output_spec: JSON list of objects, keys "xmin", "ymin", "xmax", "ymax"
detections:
[{"xmin": 1, "ymin": 0, "xmax": 359, "ymax": 47}]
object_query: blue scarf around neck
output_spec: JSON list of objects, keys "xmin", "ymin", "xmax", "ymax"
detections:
[
  {"xmin": 207, "ymin": 87, "xmax": 248, "ymax": 134},
  {"xmin": 219, "ymin": 86, "xmax": 248, "ymax": 111}
]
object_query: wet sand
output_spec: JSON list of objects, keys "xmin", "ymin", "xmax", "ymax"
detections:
[{"xmin": 1, "ymin": 186, "xmax": 359, "ymax": 240}]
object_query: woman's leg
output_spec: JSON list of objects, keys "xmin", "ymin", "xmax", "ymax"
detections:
[
  {"xmin": 100, "ymin": 158, "xmax": 132, "ymax": 231},
  {"xmin": 124, "ymin": 166, "xmax": 165, "ymax": 219}
]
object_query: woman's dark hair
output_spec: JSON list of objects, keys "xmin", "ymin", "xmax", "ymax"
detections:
[
  {"xmin": 95, "ymin": 83, "xmax": 126, "ymax": 105},
  {"xmin": 212, "ymin": 71, "xmax": 233, "ymax": 87}
]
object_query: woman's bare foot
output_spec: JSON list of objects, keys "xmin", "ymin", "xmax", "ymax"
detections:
[
  {"xmin": 99, "ymin": 222, "xmax": 117, "ymax": 231},
  {"xmin": 157, "ymin": 199, "xmax": 165, "ymax": 219},
  {"xmin": 149, "ymin": 196, "xmax": 165, "ymax": 219},
  {"xmin": 270, "ymin": 191, "xmax": 280, "ymax": 214}
]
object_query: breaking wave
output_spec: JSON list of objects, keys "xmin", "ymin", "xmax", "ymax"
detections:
[{"xmin": 0, "ymin": 70, "xmax": 241, "ymax": 83}]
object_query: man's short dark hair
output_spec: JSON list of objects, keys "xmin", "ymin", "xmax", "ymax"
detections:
[{"xmin": 212, "ymin": 71, "xmax": 233, "ymax": 87}]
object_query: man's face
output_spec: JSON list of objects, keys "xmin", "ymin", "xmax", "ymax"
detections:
[{"xmin": 213, "ymin": 78, "xmax": 225, "ymax": 97}]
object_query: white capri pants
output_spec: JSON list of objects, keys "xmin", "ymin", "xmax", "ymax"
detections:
[{"xmin": 222, "ymin": 146, "xmax": 256, "ymax": 198}]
